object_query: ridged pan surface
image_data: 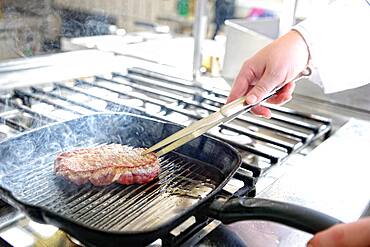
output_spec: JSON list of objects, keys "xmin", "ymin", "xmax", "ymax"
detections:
[{"xmin": 0, "ymin": 113, "xmax": 240, "ymax": 237}]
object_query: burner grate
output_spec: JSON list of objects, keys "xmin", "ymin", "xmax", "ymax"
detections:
[{"xmin": 3, "ymin": 68, "xmax": 332, "ymax": 177}]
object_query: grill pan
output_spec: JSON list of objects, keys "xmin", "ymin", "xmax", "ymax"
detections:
[{"xmin": 0, "ymin": 113, "xmax": 341, "ymax": 246}]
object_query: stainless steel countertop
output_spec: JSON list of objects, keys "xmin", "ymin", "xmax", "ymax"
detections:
[
  {"xmin": 224, "ymin": 76, "xmax": 370, "ymax": 246},
  {"xmin": 0, "ymin": 50, "xmax": 119, "ymax": 90},
  {"xmin": 228, "ymin": 117, "xmax": 370, "ymax": 246}
]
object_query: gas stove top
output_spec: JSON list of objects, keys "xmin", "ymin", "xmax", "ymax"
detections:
[
  {"xmin": 0, "ymin": 67, "xmax": 332, "ymax": 173},
  {"xmin": 0, "ymin": 58, "xmax": 335, "ymax": 246}
]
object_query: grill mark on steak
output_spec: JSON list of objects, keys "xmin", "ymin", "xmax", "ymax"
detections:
[{"xmin": 55, "ymin": 144, "xmax": 160, "ymax": 186}]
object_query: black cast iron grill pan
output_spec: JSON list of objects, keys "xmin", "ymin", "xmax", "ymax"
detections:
[{"xmin": 0, "ymin": 113, "xmax": 341, "ymax": 246}]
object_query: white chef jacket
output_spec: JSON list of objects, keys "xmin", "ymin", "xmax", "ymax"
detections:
[{"xmin": 292, "ymin": 0, "xmax": 370, "ymax": 93}]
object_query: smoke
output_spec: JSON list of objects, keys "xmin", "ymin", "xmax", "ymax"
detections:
[
  {"xmin": 0, "ymin": 0, "xmax": 117, "ymax": 60},
  {"xmin": 0, "ymin": 113, "xmax": 158, "ymax": 193}
]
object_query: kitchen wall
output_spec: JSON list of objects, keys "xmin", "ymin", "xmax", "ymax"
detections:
[
  {"xmin": 0, "ymin": 0, "xmax": 51, "ymax": 59},
  {"xmin": 53, "ymin": 0, "xmax": 177, "ymax": 32},
  {"xmin": 2, "ymin": 0, "xmax": 53, "ymax": 15}
]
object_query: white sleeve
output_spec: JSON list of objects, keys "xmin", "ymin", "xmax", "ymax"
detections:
[{"xmin": 292, "ymin": 0, "xmax": 370, "ymax": 94}]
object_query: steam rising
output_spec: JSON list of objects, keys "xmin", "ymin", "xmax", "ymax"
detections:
[{"xmin": 0, "ymin": 113, "xmax": 161, "ymax": 191}]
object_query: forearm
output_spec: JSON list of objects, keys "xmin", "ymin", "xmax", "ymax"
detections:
[{"xmin": 292, "ymin": 0, "xmax": 370, "ymax": 93}]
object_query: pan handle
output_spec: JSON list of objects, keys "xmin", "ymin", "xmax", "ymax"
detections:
[{"xmin": 208, "ymin": 197, "xmax": 342, "ymax": 234}]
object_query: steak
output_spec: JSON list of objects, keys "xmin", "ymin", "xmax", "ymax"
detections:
[{"xmin": 54, "ymin": 144, "xmax": 160, "ymax": 186}]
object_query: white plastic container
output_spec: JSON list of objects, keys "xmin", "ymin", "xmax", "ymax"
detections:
[{"xmin": 222, "ymin": 18, "xmax": 279, "ymax": 81}]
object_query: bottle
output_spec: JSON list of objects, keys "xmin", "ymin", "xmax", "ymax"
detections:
[{"xmin": 177, "ymin": 0, "xmax": 189, "ymax": 16}]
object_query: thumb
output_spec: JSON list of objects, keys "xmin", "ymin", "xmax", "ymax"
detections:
[
  {"xmin": 246, "ymin": 71, "xmax": 283, "ymax": 105},
  {"xmin": 307, "ymin": 217, "xmax": 370, "ymax": 247}
]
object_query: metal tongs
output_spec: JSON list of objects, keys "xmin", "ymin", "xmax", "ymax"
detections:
[{"xmin": 142, "ymin": 68, "xmax": 312, "ymax": 157}]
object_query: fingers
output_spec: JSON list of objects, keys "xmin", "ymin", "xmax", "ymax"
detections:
[
  {"xmin": 249, "ymin": 83, "xmax": 295, "ymax": 118},
  {"xmin": 251, "ymin": 105, "xmax": 272, "ymax": 119},
  {"xmin": 267, "ymin": 81, "xmax": 295, "ymax": 105},
  {"xmin": 245, "ymin": 69, "xmax": 284, "ymax": 105},
  {"xmin": 226, "ymin": 61, "xmax": 256, "ymax": 104},
  {"xmin": 307, "ymin": 217, "xmax": 370, "ymax": 247}
]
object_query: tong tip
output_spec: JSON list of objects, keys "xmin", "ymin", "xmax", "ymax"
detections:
[{"xmin": 141, "ymin": 148, "xmax": 153, "ymax": 156}]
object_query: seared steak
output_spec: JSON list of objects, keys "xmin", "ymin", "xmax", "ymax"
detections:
[{"xmin": 55, "ymin": 144, "xmax": 160, "ymax": 186}]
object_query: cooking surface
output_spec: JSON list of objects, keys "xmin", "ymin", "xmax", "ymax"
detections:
[{"xmin": 1, "ymin": 150, "xmax": 219, "ymax": 232}]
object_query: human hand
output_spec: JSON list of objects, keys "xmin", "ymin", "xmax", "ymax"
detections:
[
  {"xmin": 307, "ymin": 217, "xmax": 370, "ymax": 247},
  {"xmin": 227, "ymin": 30, "xmax": 310, "ymax": 118}
]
